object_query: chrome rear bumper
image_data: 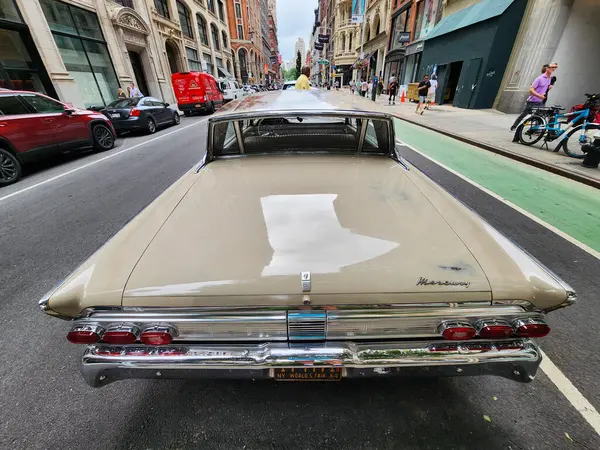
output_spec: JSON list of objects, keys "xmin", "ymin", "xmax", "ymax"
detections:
[{"xmin": 81, "ymin": 339, "xmax": 541, "ymax": 387}]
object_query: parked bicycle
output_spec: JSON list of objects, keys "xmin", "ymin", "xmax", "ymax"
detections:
[{"xmin": 517, "ymin": 93, "xmax": 600, "ymax": 158}]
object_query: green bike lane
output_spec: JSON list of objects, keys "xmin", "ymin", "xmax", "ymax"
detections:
[{"xmin": 394, "ymin": 118, "xmax": 600, "ymax": 254}]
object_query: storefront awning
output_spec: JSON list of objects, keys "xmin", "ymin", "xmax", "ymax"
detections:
[
  {"xmin": 217, "ymin": 66, "xmax": 233, "ymax": 79},
  {"xmin": 426, "ymin": 0, "xmax": 515, "ymax": 41}
]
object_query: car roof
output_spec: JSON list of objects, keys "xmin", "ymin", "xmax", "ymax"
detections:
[{"xmin": 211, "ymin": 89, "xmax": 387, "ymax": 119}]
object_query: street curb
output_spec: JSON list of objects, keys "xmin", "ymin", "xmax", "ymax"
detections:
[{"xmin": 392, "ymin": 113, "xmax": 600, "ymax": 190}]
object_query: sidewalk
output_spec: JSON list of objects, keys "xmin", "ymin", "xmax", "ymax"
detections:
[{"xmin": 349, "ymin": 90, "xmax": 600, "ymax": 187}]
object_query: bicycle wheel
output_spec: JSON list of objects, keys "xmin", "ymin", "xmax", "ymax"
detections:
[
  {"xmin": 562, "ymin": 124, "xmax": 600, "ymax": 158},
  {"xmin": 517, "ymin": 115, "xmax": 546, "ymax": 146}
]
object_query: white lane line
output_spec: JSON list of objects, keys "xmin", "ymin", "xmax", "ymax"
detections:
[
  {"xmin": 396, "ymin": 139, "xmax": 600, "ymax": 261},
  {"xmin": 0, "ymin": 119, "xmax": 208, "ymax": 204},
  {"xmin": 541, "ymin": 350, "xmax": 600, "ymax": 435},
  {"xmin": 397, "ymin": 138, "xmax": 600, "ymax": 435}
]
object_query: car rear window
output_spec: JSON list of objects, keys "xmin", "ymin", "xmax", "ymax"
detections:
[
  {"xmin": 107, "ymin": 98, "xmax": 140, "ymax": 108},
  {"xmin": 212, "ymin": 115, "xmax": 391, "ymax": 156}
]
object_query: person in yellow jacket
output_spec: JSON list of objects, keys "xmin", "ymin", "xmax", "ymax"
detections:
[{"xmin": 295, "ymin": 66, "xmax": 311, "ymax": 90}]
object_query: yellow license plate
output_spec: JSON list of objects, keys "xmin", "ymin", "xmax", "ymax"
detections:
[{"xmin": 274, "ymin": 367, "xmax": 342, "ymax": 381}]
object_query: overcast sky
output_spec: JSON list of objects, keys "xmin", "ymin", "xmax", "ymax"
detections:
[{"xmin": 277, "ymin": 0, "xmax": 318, "ymax": 61}]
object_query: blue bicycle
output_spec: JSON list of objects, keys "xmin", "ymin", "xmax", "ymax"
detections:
[{"xmin": 517, "ymin": 93, "xmax": 600, "ymax": 158}]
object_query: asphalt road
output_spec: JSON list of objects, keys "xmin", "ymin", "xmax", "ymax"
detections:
[{"xmin": 1, "ymin": 115, "xmax": 599, "ymax": 450}]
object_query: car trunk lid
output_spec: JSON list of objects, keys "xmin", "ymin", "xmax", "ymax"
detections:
[{"xmin": 123, "ymin": 156, "xmax": 491, "ymax": 307}]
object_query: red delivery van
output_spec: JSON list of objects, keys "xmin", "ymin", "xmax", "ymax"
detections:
[{"xmin": 171, "ymin": 72, "xmax": 224, "ymax": 116}]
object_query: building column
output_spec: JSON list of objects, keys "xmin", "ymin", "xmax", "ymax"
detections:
[{"xmin": 495, "ymin": 0, "xmax": 574, "ymax": 113}]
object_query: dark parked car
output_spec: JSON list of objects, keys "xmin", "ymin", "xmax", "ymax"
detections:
[
  {"xmin": 102, "ymin": 97, "xmax": 180, "ymax": 135},
  {"xmin": 0, "ymin": 89, "xmax": 115, "ymax": 186}
]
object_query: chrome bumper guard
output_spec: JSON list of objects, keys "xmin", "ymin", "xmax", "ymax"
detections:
[{"xmin": 81, "ymin": 339, "xmax": 541, "ymax": 387}]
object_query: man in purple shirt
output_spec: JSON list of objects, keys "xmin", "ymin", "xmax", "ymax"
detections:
[{"xmin": 510, "ymin": 63, "xmax": 558, "ymax": 131}]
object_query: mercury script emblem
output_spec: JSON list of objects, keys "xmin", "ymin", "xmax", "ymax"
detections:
[
  {"xmin": 416, "ymin": 277, "xmax": 471, "ymax": 288},
  {"xmin": 301, "ymin": 271, "xmax": 311, "ymax": 292}
]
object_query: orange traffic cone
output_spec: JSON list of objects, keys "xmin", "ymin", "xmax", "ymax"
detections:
[{"xmin": 400, "ymin": 91, "xmax": 405, "ymax": 103}]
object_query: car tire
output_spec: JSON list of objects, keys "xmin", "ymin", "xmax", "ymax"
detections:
[
  {"xmin": 184, "ymin": 111, "xmax": 191, "ymax": 117},
  {"xmin": 206, "ymin": 102, "xmax": 215, "ymax": 115},
  {"xmin": 173, "ymin": 112, "xmax": 181, "ymax": 125},
  {"xmin": 146, "ymin": 117, "xmax": 156, "ymax": 134},
  {"xmin": 0, "ymin": 148, "xmax": 22, "ymax": 187},
  {"xmin": 92, "ymin": 123, "xmax": 115, "ymax": 151}
]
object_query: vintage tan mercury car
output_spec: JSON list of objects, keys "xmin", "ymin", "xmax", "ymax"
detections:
[{"xmin": 40, "ymin": 90, "xmax": 576, "ymax": 387}]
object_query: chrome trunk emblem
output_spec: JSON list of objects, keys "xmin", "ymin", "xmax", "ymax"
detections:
[{"xmin": 301, "ymin": 271, "xmax": 311, "ymax": 292}]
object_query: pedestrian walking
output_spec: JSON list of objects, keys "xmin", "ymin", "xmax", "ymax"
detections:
[
  {"xmin": 350, "ymin": 79, "xmax": 355, "ymax": 94},
  {"xmin": 388, "ymin": 73, "xmax": 396, "ymax": 87},
  {"xmin": 425, "ymin": 74, "xmax": 437, "ymax": 109},
  {"xmin": 388, "ymin": 79, "xmax": 398, "ymax": 105},
  {"xmin": 335, "ymin": 80, "xmax": 340, "ymax": 90},
  {"xmin": 377, "ymin": 79, "xmax": 383, "ymax": 96},
  {"xmin": 510, "ymin": 62, "xmax": 558, "ymax": 131},
  {"xmin": 295, "ymin": 66, "xmax": 311, "ymax": 90},
  {"xmin": 539, "ymin": 64, "xmax": 557, "ymax": 105},
  {"xmin": 128, "ymin": 82, "xmax": 142, "ymax": 98},
  {"xmin": 117, "ymin": 88, "xmax": 127, "ymax": 99},
  {"xmin": 361, "ymin": 79, "xmax": 368, "ymax": 97},
  {"xmin": 416, "ymin": 74, "xmax": 431, "ymax": 115}
]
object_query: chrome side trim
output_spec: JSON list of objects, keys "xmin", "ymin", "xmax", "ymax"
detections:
[
  {"xmin": 38, "ymin": 282, "xmax": 72, "ymax": 320},
  {"xmin": 80, "ymin": 339, "xmax": 541, "ymax": 387},
  {"xmin": 543, "ymin": 291, "xmax": 577, "ymax": 313}
]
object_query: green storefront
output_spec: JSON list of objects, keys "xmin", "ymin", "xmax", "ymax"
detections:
[{"xmin": 418, "ymin": 0, "xmax": 527, "ymax": 109}]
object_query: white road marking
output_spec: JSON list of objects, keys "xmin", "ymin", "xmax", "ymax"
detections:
[
  {"xmin": 396, "ymin": 139, "xmax": 600, "ymax": 261},
  {"xmin": 0, "ymin": 119, "xmax": 208, "ymax": 204},
  {"xmin": 397, "ymin": 138, "xmax": 600, "ymax": 435},
  {"xmin": 541, "ymin": 350, "xmax": 600, "ymax": 435}
]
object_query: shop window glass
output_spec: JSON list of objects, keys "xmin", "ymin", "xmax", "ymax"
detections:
[
  {"xmin": 20, "ymin": 93, "xmax": 64, "ymax": 113},
  {"xmin": 71, "ymin": 6, "xmax": 103, "ymax": 40},
  {"xmin": 82, "ymin": 40, "xmax": 119, "ymax": 104},
  {"xmin": 0, "ymin": 94, "xmax": 30, "ymax": 115},
  {"xmin": 0, "ymin": 0, "xmax": 22, "ymax": 23},
  {"xmin": 52, "ymin": 34, "xmax": 101, "ymax": 107},
  {"xmin": 39, "ymin": 0, "xmax": 78, "ymax": 35}
]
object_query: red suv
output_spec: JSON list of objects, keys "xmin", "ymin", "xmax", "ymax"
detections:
[{"xmin": 0, "ymin": 90, "xmax": 116, "ymax": 186}]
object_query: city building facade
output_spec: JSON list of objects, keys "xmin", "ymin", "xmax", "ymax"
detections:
[
  {"xmin": 225, "ymin": 0, "xmax": 270, "ymax": 84},
  {"xmin": 294, "ymin": 37, "xmax": 305, "ymax": 61},
  {"xmin": 331, "ymin": 0, "xmax": 359, "ymax": 85},
  {"xmin": 0, "ymin": 0, "xmax": 235, "ymax": 109}
]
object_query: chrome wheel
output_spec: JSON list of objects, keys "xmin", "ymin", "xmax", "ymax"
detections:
[
  {"xmin": 93, "ymin": 125, "xmax": 114, "ymax": 150},
  {"xmin": 0, "ymin": 149, "xmax": 21, "ymax": 185}
]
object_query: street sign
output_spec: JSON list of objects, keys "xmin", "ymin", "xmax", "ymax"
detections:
[
  {"xmin": 318, "ymin": 34, "xmax": 330, "ymax": 43},
  {"xmin": 318, "ymin": 59, "xmax": 329, "ymax": 65},
  {"xmin": 314, "ymin": 43, "xmax": 324, "ymax": 50},
  {"xmin": 351, "ymin": 15, "xmax": 363, "ymax": 24}
]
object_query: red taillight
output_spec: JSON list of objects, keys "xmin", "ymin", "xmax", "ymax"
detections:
[
  {"xmin": 476, "ymin": 320, "xmax": 514, "ymax": 339},
  {"xmin": 514, "ymin": 319, "xmax": 550, "ymax": 338},
  {"xmin": 438, "ymin": 322, "xmax": 476, "ymax": 340},
  {"xmin": 67, "ymin": 325, "xmax": 103, "ymax": 344},
  {"xmin": 103, "ymin": 330, "xmax": 137, "ymax": 345},
  {"xmin": 130, "ymin": 108, "xmax": 141, "ymax": 117},
  {"xmin": 140, "ymin": 330, "xmax": 172, "ymax": 345}
]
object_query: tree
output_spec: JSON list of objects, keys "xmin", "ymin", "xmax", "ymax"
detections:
[
  {"xmin": 282, "ymin": 68, "xmax": 296, "ymax": 81},
  {"xmin": 295, "ymin": 51, "xmax": 302, "ymax": 79}
]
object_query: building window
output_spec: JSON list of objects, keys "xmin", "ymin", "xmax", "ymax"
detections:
[
  {"xmin": 217, "ymin": 0, "xmax": 224, "ymax": 21},
  {"xmin": 197, "ymin": 14, "xmax": 209, "ymax": 46},
  {"xmin": 39, "ymin": 0, "xmax": 119, "ymax": 108},
  {"xmin": 389, "ymin": 6, "xmax": 411, "ymax": 52},
  {"xmin": 414, "ymin": 0, "xmax": 425, "ymax": 40},
  {"xmin": 215, "ymin": 57, "xmax": 223, "ymax": 69},
  {"xmin": 237, "ymin": 24, "xmax": 244, "ymax": 40},
  {"xmin": 222, "ymin": 31, "xmax": 228, "ymax": 48},
  {"xmin": 153, "ymin": 0, "xmax": 170, "ymax": 19},
  {"xmin": 177, "ymin": 1, "xmax": 193, "ymax": 38},
  {"xmin": 113, "ymin": 0, "xmax": 134, "ymax": 8},
  {"xmin": 210, "ymin": 24, "xmax": 220, "ymax": 50},
  {"xmin": 207, "ymin": 0, "xmax": 215, "ymax": 14},
  {"xmin": 348, "ymin": 33, "xmax": 353, "ymax": 52},
  {"xmin": 203, "ymin": 52, "xmax": 213, "ymax": 74},
  {"xmin": 235, "ymin": 3, "xmax": 241, "ymax": 18},
  {"xmin": 0, "ymin": 0, "xmax": 23, "ymax": 22},
  {"xmin": 186, "ymin": 47, "xmax": 202, "ymax": 71}
]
